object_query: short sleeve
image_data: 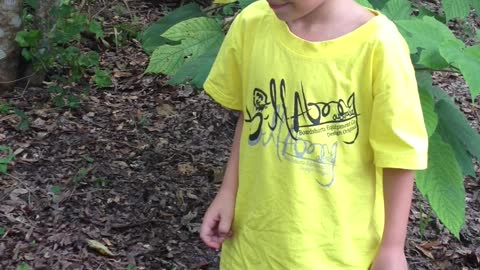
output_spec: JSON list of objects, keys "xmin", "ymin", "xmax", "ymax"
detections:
[
  {"xmin": 203, "ymin": 14, "xmax": 244, "ymax": 111},
  {"xmin": 369, "ymin": 28, "xmax": 428, "ymax": 170}
]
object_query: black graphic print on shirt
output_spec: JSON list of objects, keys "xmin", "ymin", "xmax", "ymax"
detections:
[{"xmin": 245, "ymin": 79, "xmax": 360, "ymax": 188}]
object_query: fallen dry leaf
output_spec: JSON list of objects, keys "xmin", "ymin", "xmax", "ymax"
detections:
[
  {"xmin": 177, "ymin": 163, "xmax": 196, "ymax": 176},
  {"xmin": 86, "ymin": 239, "xmax": 115, "ymax": 257},
  {"xmin": 421, "ymin": 240, "xmax": 442, "ymax": 250},
  {"xmin": 415, "ymin": 244, "xmax": 435, "ymax": 260}
]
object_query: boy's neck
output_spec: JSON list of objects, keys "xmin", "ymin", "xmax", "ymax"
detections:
[{"xmin": 287, "ymin": 0, "xmax": 374, "ymax": 42}]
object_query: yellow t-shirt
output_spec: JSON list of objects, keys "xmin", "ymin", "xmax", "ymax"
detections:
[{"xmin": 204, "ymin": 1, "xmax": 428, "ymax": 269}]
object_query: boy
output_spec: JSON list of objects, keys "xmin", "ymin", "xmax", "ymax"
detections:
[{"xmin": 200, "ymin": 0, "xmax": 428, "ymax": 269}]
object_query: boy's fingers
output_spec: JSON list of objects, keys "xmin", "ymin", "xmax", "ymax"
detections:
[
  {"xmin": 200, "ymin": 213, "xmax": 223, "ymax": 249},
  {"xmin": 218, "ymin": 214, "xmax": 233, "ymax": 237}
]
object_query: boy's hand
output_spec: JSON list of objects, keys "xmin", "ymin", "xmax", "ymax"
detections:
[
  {"xmin": 200, "ymin": 189, "xmax": 235, "ymax": 249},
  {"xmin": 370, "ymin": 246, "xmax": 408, "ymax": 270}
]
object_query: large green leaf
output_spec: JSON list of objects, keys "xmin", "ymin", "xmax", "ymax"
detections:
[
  {"xmin": 415, "ymin": 133, "xmax": 465, "ymax": 238},
  {"xmin": 368, "ymin": 0, "xmax": 386, "ymax": 9},
  {"xmin": 417, "ymin": 6, "xmax": 443, "ymax": 20},
  {"xmin": 416, "ymin": 71, "xmax": 452, "ymax": 101},
  {"xmin": 442, "ymin": 0, "xmax": 471, "ymax": 21},
  {"xmin": 440, "ymin": 41, "xmax": 480, "ymax": 98},
  {"xmin": 396, "ymin": 17, "xmax": 458, "ymax": 69},
  {"xmin": 472, "ymin": 0, "xmax": 480, "ymax": 17},
  {"xmin": 239, "ymin": 0, "xmax": 257, "ymax": 8},
  {"xmin": 355, "ymin": 0, "xmax": 373, "ymax": 8},
  {"xmin": 437, "ymin": 122, "xmax": 476, "ymax": 177},
  {"xmin": 465, "ymin": 44, "xmax": 480, "ymax": 59},
  {"xmin": 139, "ymin": 3, "xmax": 204, "ymax": 55},
  {"xmin": 168, "ymin": 44, "xmax": 221, "ymax": 88},
  {"xmin": 417, "ymin": 75, "xmax": 477, "ymax": 176},
  {"xmin": 381, "ymin": 0, "xmax": 412, "ymax": 20},
  {"xmin": 419, "ymin": 89, "xmax": 438, "ymax": 137},
  {"xmin": 146, "ymin": 17, "xmax": 224, "ymax": 75},
  {"xmin": 435, "ymin": 99, "xmax": 480, "ymax": 159},
  {"xmin": 161, "ymin": 16, "xmax": 223, "ymax": 42},
  {"xmin": 417, "ymin": 49, "xmax": 450, "ymax": 69},
  {"xmin": 396, "ymin": 17, "xmax": 457, "ymax": 51}
]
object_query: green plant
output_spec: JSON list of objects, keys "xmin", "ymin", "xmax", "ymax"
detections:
[
  {"xmin": 14, "ymin": 108, "xmax": 30, "ymax": 131},
  {"xmin": 0, "ymin": 227, "xmax": 5, "ymax": 237},
  {"xmin": 0, "ymin": 102, "xmax": 12, "ymax": 114},
  {"xmin": 82, "ymin": 155, "xmax": 95, "ymax": 164},
  {"xmin": 112, "ymin": 19, "xmax": 143, "ymax": 47},
  {"xmin": 142, "ymin": 0, "xmax": 480, "ymax": 238},
  {"xmin": 16, "ymin": 0, "xmax": 112, "ymax": 108},
  {"xmin": 16, "ymin": 263, "xmax": 31, "ymax": 270},
  {"xmin": 73, "ymin": 167, "xmax": 89, "ymax": 184},
  {"xmin": 0, "ymin": 146, "xmax": 16, "ymax": 174},
  {"xmin": 95, "ymin": 177, "xmax": 109, "ymax": 188},
  {"xmin": 137, "ymin": 115, "xmax": 151, "ymax": 127},
  {"xmin": 51, "ymin": 185, "xmax": 62, "ymax": 195},
  {"xmin": 0, "ymin": 103, "xmax": 30, "ymax": 130},
  {"xmin": 49, "ymin": 85, "xmax": 80, "ymax": 109},
  {"xmin": 418, "ymin": 204, "xmax": 432, "ymax": 239}
]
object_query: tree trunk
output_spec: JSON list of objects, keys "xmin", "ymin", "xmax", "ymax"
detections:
[{"xmin": 0, "ymin": 0, "xmax": 23, "ymax": 94}]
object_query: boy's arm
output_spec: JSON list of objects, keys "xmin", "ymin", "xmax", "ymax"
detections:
[
  {"xmin": 200, "ymin": 113, "xmax": 243, "ymax": 249},
  {"xmin": 381, "ymin": 168, "xmax": 415, "ymax": 248},
  {"xmin": 219, "ymin": 112, "xmax": 243, "ymax": 196},
  {"xmin": 371, "ymin": 168, "xmax": 415, "ymax": 270}
]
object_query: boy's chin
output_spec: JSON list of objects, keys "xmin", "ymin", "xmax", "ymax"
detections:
[{"xmin": 273, "ymin": 12, "xmax": 293, "ymax": 23}]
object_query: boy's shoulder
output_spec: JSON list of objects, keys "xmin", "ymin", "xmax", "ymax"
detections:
[{"xmin": 367, "ymin": 14, "xmax": 410, "ymax": 52}]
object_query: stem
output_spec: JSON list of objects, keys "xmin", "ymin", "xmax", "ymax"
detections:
[
  {"xmin": 414, "ymin": 67, "xmax": 461, "ymax": 73},
  {"xmin": 202, "ymin": 4, "xmax": 227, "ymax": 14},
  {"xmin": 0, "ymin": 71, "xmax": 38, "ymax": 84}
]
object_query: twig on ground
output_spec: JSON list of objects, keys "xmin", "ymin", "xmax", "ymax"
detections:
[{"xmin": 122, "ymin": 0, "xmax": 134, "ymax": 22}]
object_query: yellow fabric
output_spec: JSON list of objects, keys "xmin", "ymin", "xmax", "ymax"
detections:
[{"xmin": 204, "ymin": 1, "xmax": 428, "ymax": 269}]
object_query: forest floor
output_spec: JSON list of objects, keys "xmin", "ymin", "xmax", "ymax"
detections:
[{"xmin": 1, "ymin": 0, "xmax": 479, "ymax": 269}]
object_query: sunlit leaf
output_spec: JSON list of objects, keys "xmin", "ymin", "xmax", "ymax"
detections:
[
  {"xmin": 139, "ymin": 3, "xmax": 204, "ymax": 54},
  {"xmin": 146, "ymin": 17, "xmax": 224, "ymax": 75},
  {"xmin": 169, "ymin": 45, "xmax": 221, "ymax": 87},
  {"xmin": 86, "ymin": 239, "xmax": 115, "ymax": 257}
]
